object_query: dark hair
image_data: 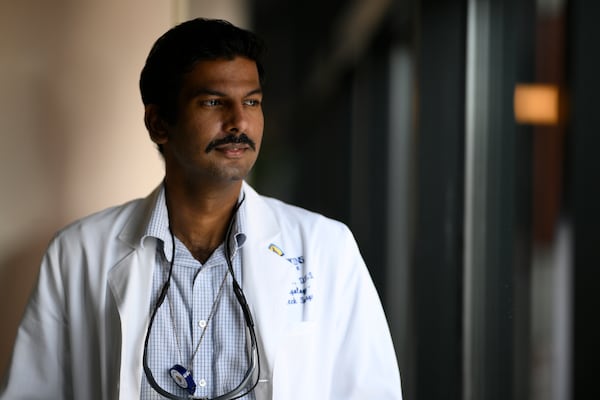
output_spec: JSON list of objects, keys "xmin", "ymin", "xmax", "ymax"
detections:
[{"xmin": 139, "ymin": 18, "xmax": 266, "ymax": 123}]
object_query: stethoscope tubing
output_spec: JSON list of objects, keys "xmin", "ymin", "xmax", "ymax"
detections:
[{"xmin": 142, "ymin": 195, "xmax": 260, "ymax": 400}]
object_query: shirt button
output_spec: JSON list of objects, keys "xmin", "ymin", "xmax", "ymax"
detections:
[
  {"xmin": 199, "ymin": 320, "xmax": 207, "ymax": 328},
  {"xmin": 199, "ymin": 378, "xmax": 207, "ymax": 387}
]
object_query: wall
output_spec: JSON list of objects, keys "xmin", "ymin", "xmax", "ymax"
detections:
[{"xmin": 0, "ymin": 0, "xmax": 171, "ymax": 378}]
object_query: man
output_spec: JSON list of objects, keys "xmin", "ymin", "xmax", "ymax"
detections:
[{"xmin": 0, "ymin": 18, "xmax": 402, "ymax": 399}]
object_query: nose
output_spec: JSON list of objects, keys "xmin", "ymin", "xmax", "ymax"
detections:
[{"xmin": 224, "ymin": 103, "xmax": 248, "ymax": 134}]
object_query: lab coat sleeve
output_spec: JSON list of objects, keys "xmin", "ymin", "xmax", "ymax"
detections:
[
  {"xmin": 327, "ymin": 226, "xmax": 402, "ymax": 399},
  {"xmin": 0, "ymin": 238, "xmax": 71, "ymax": 399}
]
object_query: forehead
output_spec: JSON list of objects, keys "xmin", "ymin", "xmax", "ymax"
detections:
[{"xmin": 180, "ymin": 57, "xmax": 261, "ymax": 93}]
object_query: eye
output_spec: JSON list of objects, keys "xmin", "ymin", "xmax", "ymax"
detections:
[
  {"xmin": 244, "ymin": 99, "xmax": 262, "ymax": 107},
  {"xmin": 201, "ymin": 99, "xmax": 221, "ymax": 107}
]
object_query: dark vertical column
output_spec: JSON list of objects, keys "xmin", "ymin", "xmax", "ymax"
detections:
[
  {"xmin": 414, "ymin": 1, "xmax": 466, "ymax": 399},
  {"xmin": 463, "ymin": 0, "xmax": 535, "ymax": 399},
  {"xmin": 570, "ymin": 0, "xmax": 600, "ymax": 398}
]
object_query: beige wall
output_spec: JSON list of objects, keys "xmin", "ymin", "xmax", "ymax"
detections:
[{"xmin": 0, "ymin": 0, "xmax": 250, "ymax": 378}]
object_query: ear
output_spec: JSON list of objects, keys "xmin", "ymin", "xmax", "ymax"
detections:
[{"xmin": 144, "ymin": 105, "xmax": 169, "ymax": 146}]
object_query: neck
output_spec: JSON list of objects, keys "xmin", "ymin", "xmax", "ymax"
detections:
[{"xmin": 164, "ymin": 177, "xmax": 243, "ymax": 263}]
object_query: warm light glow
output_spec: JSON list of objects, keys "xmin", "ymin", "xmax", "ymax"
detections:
[{"xmin": 514, "ymin": 84, "xmax": 559, "ymax": 125}]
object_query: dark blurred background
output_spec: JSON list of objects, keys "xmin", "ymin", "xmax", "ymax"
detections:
[
  {"xmin": 251, "ymin": 1, "xmax": 599, "ymax": 399},
  {"xmin": 1, "ymin": 0, "xmax": 598, "ymax": 399}
]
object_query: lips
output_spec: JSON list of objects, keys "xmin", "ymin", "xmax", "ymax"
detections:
[
  {"xmin": 215, "ymin": 143, "xmax": 250, "ymax": 157},
  {"xmin": 216, "ymin": 143, "xmax": 249, "ymax": 150}
]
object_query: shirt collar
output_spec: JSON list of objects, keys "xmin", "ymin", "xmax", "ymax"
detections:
[
  {"xmin": 230, "ymin": 194, "xmax": 247, "ymax": 258},
  {"xmin": 142, "ymin": 183, "xmax": 247, "ymax": 262}
]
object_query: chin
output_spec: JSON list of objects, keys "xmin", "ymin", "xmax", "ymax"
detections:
[
  {"xmin": 200, "ymin": 158, "xmax": 256, "ymax": 183},
  {"xmin": 210, "ymin": 166, "xmax": 251, "ymax": 183}
]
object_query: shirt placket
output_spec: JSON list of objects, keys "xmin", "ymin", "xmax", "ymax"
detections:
[{"xmin": 191, "ymin": 262, "xmax": 219, "ymax": 398}]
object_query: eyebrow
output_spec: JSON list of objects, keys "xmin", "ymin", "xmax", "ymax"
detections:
[{"xmin": 189, "ymin": 87, "xmax": 263, "ymax": 98}]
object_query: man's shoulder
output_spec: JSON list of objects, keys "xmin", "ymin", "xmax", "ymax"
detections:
[{"xmin": 52, "ymin": 196, "xmax": 147, "ymax": 244}]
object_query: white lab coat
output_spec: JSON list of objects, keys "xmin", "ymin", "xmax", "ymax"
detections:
[{"xmin": 1, "ymin": 182, "xmax": 402, "ymax": 399}]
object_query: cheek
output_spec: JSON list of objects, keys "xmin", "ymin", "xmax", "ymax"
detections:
[
  {"xmin": 254, "ymin": 125, "xmax": 264, "ymax": 151},
  {"xmin": 188, "ymin": 117, "xmax": 218, "ymax": 143},
  {"xmin": 253, "ymin": 113, "xmax": 264, "ymax": 138}
]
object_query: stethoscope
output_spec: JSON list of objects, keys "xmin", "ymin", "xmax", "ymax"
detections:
[{"xmin": 142, "ymin": 195, "xmax": 260, "ymax": 399}]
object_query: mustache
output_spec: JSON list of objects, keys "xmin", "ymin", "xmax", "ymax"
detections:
[{"xmin": 205, "ymin": 133, "xmax": 256, "ymax": 153}]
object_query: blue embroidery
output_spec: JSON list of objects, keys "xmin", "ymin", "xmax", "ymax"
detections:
[
  {"xmin": 273, "ymin": 249, "xmax": 313, "ymax": 305},
  {"xmin": 287, "ymin": 270, "xmax": 314, "ymax": 305},
  {"xmin": 286, "ymin": 256, "xmax": 304, "ymax": 270},
  {"xmin": 298, "ymin": 271, "xmax": 313, "ymax": 284}
]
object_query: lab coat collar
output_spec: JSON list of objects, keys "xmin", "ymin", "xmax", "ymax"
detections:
[{"xmin": 117, "ymin": 185, "xmax": 162, "ymax": 249}]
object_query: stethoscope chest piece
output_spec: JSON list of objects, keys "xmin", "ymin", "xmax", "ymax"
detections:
[{"xmin": 169, "ymin": 364, "xmax": 196, "ymax": 395}]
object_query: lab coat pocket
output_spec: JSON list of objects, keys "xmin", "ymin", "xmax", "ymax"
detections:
[{"xmin": 271, "ymin": 321, "xmax": 319, "ymax": 400}]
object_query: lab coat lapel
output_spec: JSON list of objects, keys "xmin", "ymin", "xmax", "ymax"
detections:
[
  {"xmin": 107, "ymin": 188, "xmax": 159, "ymax": 399},
  {"xmin": 107, "ymin": 243, "xmax": 155, "ymax": 399},
  {"xmin": 241, "ymin": 183, "xmax": 297, "ymax": 393}
]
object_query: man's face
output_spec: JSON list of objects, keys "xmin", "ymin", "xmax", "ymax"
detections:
[{"xmin": 156, "ymin": 56, "xmax": 264, "ymax": 184}]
